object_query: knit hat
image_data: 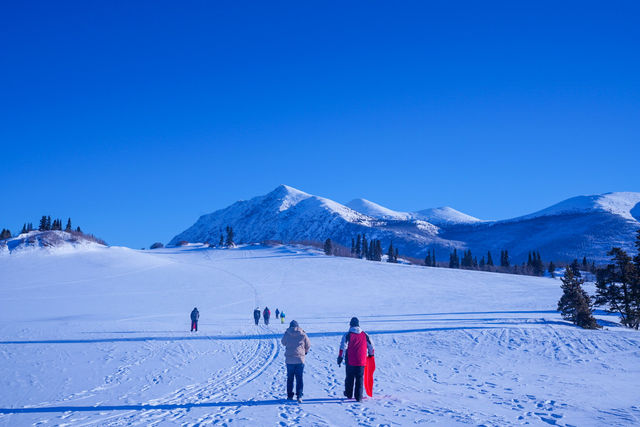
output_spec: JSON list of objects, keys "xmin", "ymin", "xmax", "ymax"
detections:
[
  {"xmin": 350, "ymin": 317, "xmax": 359, "ymax": 327},
  {"xmin": 289, "ymin": 320, "xmax": 299, "ymax": 328}
]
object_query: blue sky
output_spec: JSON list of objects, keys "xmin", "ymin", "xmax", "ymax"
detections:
[{"xmin": 1, "ymin": 1, "xmax": 639, "ymax": 248}]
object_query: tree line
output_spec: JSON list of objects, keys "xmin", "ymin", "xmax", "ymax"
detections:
[{"xmin": 0, "ymin": 216, "xmax": 82, "ymax": 241}]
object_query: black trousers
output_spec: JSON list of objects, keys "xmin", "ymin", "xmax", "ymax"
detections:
[
  {"xmin": 286, "ymin": 363, "xmax": 304, "ymax": 398},
  {"xmin": 345, "ymin": 365, "xmax": 365, "ymax": 400}
]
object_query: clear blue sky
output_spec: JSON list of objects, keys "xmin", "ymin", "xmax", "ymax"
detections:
[{"xmin": 1, "ymin": 1, "xmax": 639, "ymax": 248}]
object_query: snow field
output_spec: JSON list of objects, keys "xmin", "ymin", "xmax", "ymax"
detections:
[{"xmin": 0, "ymin": 244, "xmax": 639, "ymax": 426}]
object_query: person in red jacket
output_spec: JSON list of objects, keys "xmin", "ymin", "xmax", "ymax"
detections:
[{"xmin": 337, "ymin": 317, "xmax": 374, "ymax": 402}]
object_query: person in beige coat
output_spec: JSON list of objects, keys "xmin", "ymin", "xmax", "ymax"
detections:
[{"xmin": 281, "ymin": 320, "xmax": 311, "ymax": 402}]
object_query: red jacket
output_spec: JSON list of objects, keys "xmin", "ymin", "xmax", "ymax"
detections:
[{"xmin": 338, "ymin": 327, "xmax": 374, "ymax": 366}]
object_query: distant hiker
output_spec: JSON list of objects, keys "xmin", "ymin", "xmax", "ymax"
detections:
[
  {"xmin": 190, "ymin": 307, "xmax": 199, "ymax": 332},
  {"xmin": 280, "ymin": 311, "xmax": 286, "ymax": 324},
  {"xmin": 281, "ymin": 320, "xmax": 310, "ymax": 402},
  {"xmin": 275, "ymin": 308, "xmax": 280, "ymax": 319},
  {"xmin": 253, "ymin": 308, "xmax": 261, "ymax": 325},
  {"xmin": 337, "ymin": 317, "xmax": 374, "ymax": 402},
  {"xmin": 263, "ymin": 307, "xmax": 271, "ymax": 325}
]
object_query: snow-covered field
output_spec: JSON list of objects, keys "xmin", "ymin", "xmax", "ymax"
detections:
[{"xmin": 1, "ymin": 244, "xmax": 639, "ymax": 426}]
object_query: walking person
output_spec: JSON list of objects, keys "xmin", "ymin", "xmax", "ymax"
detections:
[
  {"xmin": 280, "ymin": 311, "xmax": 286, "ymax": 324},
  {"xmin": 281, "ymin": 320, "xmax": 310, "ymax": 402},
  {"xmin": 253, "ymin": 307, "xmax": 261, "ymax": 326},
  {"xmin": 190, "ymin": 307, "xmax": 199, "ymax": 332},
  {"xmin": 275, "ymin": 308, "xmax": 280, "ymax": 319},
  {"xmin": 337, "ymin": 317, "xmax": 374, "ymax": 402},
  {"xmin": 263, "ymin": 307, "xmax": 271, "ymax": 325}
]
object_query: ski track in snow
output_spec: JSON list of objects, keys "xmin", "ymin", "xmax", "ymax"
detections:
[{"xmin": 1, "ymin": 246, "xmax": 640, "ymax": 426}]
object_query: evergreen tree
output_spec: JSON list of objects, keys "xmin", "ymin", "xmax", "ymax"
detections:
[
  {"xmin": 324, "ymin": 238, "xmax": 333, "ymax": 255},
  {"xmin": 425, "ymin": 252, "xmax": 431, "ymax": 267},
  {"xmin": 39, "ymin": 216, "xmax": 47, "ymax": 231},
  {"xmin": 351, "ymin": 238, "xmax": 355, "ymax": 254},
  {"xmin": 46, "ymin": 216, "xmax": 52, "ymax": 230},
  {"xmin": 27, "ymin": 223, "xmax": 33, "ymax": 232},
  {"xmin": 487, "ymin": 251, "xmax": 494, "ymax": 267},
  {"xmin": 355, "ymin": 234, "xmax": 362, "ymax": 258},
  {"xmin": 387, "ymin": 241, "xmax": 395, "ymax": 263},
  {"xmin": 570, "ymin": 259, "xmax": 581, "ymax": 277},
  {"xmin": 527, "ymin": 251, "xmax": 532, "ymax": 267},
  {"xmin": 479, "ymin": 256, "xmax": 485, "ymax": 268},
  {"xmin": 582, "ymin": 256, "xmax": 588, "ymax": 268},
  {"xmin": 595, "ymin": 246, "xmax": 640, "ymax": 329},
  {"xmin": 500, "ymin": 250, "xmax": 510, "ymax": 267},
  {"xmin": 375, "ymin": 240, "xmax": 383, "ymax": 261},
  {"xmin": 394, "ymin": 247, "xmax": 399, "ymax": 262},
  {"xmin": 557, "ymin": 267, "xmax": 598, "ymax": 329},
  {"xmin": 76, "ymin": 226, "xmax": 82, "ymax": 233},
  {"xmin": 362, "ymin": 235, "xmax": 368, "ymax": 260},
  {"xmin": 225, "ymin": 226, "xmax": 235, "ymax": 247},
  {"xmin": 65, "ymin": 218, "xmax": 72, "ymax": 232},
  {"xmin": 21, "ymin": 224, "xmax": 27, "ymax": 234},
  {"xmin": 548, "ymin": 261, "xmax": 556, "ymax": 278},
  {"xmin": 449, "ymin": 249, "xmax": 460, "ymax": 268},
  {"xmin": 219, "ymin": 234, "xmax": 224, "ymax": 246},
  {"xmin": 0, "ymin": 229, "xmax": 11, "ymax": 240},
  {"xmin": 431, "ymin": 249, "xmax": 436, "ymax": 266}
]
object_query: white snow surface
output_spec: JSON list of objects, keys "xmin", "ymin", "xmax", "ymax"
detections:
[
  {"xmin": 346, "ymin": 199, "xmax": 414, "ymax": 221},
  {"xmin": 2, "ymin": 245, "xmax": 638, "ymax": 426},
  {"xmin": 512, "ymin": 192, "xmax": 640, "ymax": 222},
  {"xmin": 415, "ymin": 206, "xmax": 484, "ymax": 226}
]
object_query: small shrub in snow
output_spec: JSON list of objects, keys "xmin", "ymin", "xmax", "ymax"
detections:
[{"xmin": 150, "ymin": 242, "xmax": 164, "ymax": 249}]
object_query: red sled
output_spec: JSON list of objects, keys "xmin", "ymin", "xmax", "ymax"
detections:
[{"xmin": 364, "ymin": 355, "xmax": 376, "ymax": 397}]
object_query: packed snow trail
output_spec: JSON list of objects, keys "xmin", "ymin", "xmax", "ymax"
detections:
[{"xmin": 1, "ymin": 245, "xmax": 640, "ymax": 426}]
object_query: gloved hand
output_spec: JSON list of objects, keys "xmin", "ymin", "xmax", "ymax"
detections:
[{"xmin": 337, "ymin": 356, "xmax": 343, "ymax": 366}]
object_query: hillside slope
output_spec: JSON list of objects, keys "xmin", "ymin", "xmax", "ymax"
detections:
[{"xmin": 0, "ymin": 245, "xmax": 638, "ymax": 425}]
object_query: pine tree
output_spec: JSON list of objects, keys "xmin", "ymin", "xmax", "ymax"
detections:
[
  {"xmin": 351, "ymin": 238, "xmax": 355, "ymax": 254},
  {"xmin": 449, "ymin": 249, "xmax": 459, "ymax": 268},
  {"xmin": 375, "ymin": 240, "xmax": 383, "ymax": 261},
  {"xmin": 46, "ymin": 216, "xmax": 52, "ymax": 230},
  {"xmin": 362, "ymin": 235, "xmax": 368, "ymax": 260},
  {"xmin": 21, "ymin": 224, "xmax": 27, "ymax": 234},
  {"xmin": 425, "ymin": 252, "xmax": 431, "ymax": 267},
  {"xmin": 595, "ymin": 246, "xmax": 640, "ymax": 329},
  {"xmin": 527, "ymin": 251, "xmax": 532, "ymax": 267},
  {"xmin": 0, "ymin": 229, "xmax": 11, "ymax": 240},
  {"xmin": 479, "ymin": 256, "xmax": 485, "ymax": 268},
  {"xmin": 219, "ymin": 234, "xmax": 224, "ymax": 246},
  {"xmin": 225, "ymin": 226, "xmax": 235, "ymax": 247},
  {"xmin": 487, "ymin": 251, "xmax": 494, "ymax": 267},
  {"xmin": 27, "ymin": 223, "xmax": 33, "ymax": 232},
  {"xmin": 557, "ymin": 267, "xmax": 598, "ymax": 329},
  {"xmin": 76, "ymin": 226, "xmax": 82, "ymax": 233},
  {"xmin": 548, "ymin": 261, "xmax": 556, "ymax": 278},
  {"xmin": 355, "ymin": 234, "xmax": 362, "ymax": 258},
  {"xmin": 387, "ymin": 242, "xmax": 395, "ymax": 263},
  {"xmin": 324, "ymin": 238, "xmax": 333, "ymax": 255},
  {"xmin": 65, "ymin": 218, "xmax": 72, "ymax": 232},
  {"xmin": 394, "ymin": 248, "xmax": 399, "ymax": 262},
  {"xmin": 582, "ymin": 256, "xmax": 588, "ymax": 268},
  {"xmin": 39, "ymin": 216, "xmax": 47, "ymax": 231},
  {"xmin": 431, "ymin": 249, "xmax": 436, "ymax": 267},
  {"xmin": 570, "ymin": 259, "xmax": 581, "ymax": 277}
]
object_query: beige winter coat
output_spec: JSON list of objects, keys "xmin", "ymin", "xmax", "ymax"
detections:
[{"xmin": 281, "ymin": 326, "xmax": 311, "ymax": 364}]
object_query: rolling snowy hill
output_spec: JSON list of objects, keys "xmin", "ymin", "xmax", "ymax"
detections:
[
  {"xmin": 0, "ymin": 245, "xmax": 638, "ymax": 426},
  {"xmin": 170, "ymin": 185, "xmax": 640, "ymax": 263}
]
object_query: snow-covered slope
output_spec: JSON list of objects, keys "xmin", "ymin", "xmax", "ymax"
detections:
[
  {"xmin": 346, "ymin": 198, "xmax": 413, "ymax": 221},
  {"xmin": 0, "ymin": 245, "xmax": 638, "ymax": 426},
  {"xmin": 0, "ymin": 230, "xmax": 105, "ymax": 255},
  {"xmin": 511, "ymin": 192, "xmax": 640, "ymax": 222},
  {"xmin": 415, "ymin": 206, "xmax": 484, "ymax": 226}
]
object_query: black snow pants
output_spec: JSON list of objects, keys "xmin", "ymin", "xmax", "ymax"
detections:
[
  {"xmin": 345, "ymin": 365, "xmax": 365, "ymax": 400},
  {"xmin": 286, "ymin": 363, "xmax": 304, "ymax": 398}
]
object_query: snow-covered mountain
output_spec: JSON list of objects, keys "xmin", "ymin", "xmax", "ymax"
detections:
[
  {"xmin": 346, "ymin": 198, "xmax": 413, "ymax": 221},
  {"xmin": 415, "ymin": 206, "xmax": 484, "ymax": 226},
  {"xmin": 170, "ymin": 185, "xmax": 640, "ymax": 262}
]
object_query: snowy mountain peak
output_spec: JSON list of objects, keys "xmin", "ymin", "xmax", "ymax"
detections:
[
  {"xmin": 416, "ymin": 206, "xmax": 483, "ymax": 226},
  {"xmin": 517, "ymin": 192, "xmax": 640, "ymax": 222},
  {"xmin": 263, "ymin": 184, "xmax": 311, "ymax": 212},
  {"xmin": 346, "ymin": 198, "xmax": 413, "ymax": 220}
]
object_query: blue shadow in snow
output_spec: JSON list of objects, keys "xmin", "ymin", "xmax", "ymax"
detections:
[
  {"xmin": 0, "ymin": 398, "xmax": 344, "ymax": 414},
  {"xmin": 0, "ymin": 322, "xmax": 576, "ymax": 345}
]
